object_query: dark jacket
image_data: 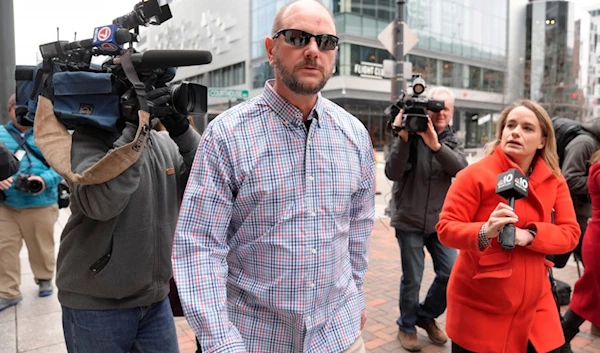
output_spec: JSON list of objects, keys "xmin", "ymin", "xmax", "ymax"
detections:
[
  {"xmin": 0, "ymin": 142, "xmax": 19, "ymax": 180},
  {"xmin": 562, "ymin": 118, "xmax": 600, "ymax": 222},
  {"xmin": 385, "ymin": 128, "xmax": 467, "ymax": 234},
  {"xmin": 56, "ymin": 124, "xmax": 200, "ymax": 310}
]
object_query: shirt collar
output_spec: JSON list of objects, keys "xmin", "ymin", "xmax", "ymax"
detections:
[{"xmin": 262, "ymin": 80, "xmax": 325, "ymax": 128}]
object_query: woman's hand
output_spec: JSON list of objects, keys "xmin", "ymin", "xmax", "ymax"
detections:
[
  {"xmin": 484, "ymin": 202, "xmax": 519, "ymax": 238},
  {"xmin": 515, "ymin": 228, "xmax": 534, "ymax": 247}
]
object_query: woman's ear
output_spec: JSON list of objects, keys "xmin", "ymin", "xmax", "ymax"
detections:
[{"xmin": 537, "ymin": 137, "xmax": 546, "ymax": 150}]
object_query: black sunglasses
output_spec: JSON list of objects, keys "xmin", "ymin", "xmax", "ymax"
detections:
[{"xmin": 273, "ymin": 29, "xmax": 339, "ymax": 51}]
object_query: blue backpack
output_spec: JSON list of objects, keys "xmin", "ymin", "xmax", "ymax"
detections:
[{"xmin": 23, "ymin": 61, "xmax": 122, "ymax": 132}]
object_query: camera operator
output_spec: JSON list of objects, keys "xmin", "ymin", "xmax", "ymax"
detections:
[
  {"xmin": 385, "ymin": 86, "xmax": 467, "ymax": 351},
  {"xmin": 0, "ymin": 142, "xmax": 19, "ymax": 180},
  {"xmin": 56, "ymin": 85, "xmax": 200, "ymax": 353},
  {"xmin": 0, "ymin": 93, "xmax": 62, "ymax": 312}
]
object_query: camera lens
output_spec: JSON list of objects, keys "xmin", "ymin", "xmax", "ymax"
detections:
[
  {"xmin": 170, "ymin": 82, "xmax": 207, "ymax": 116},
  {"xmin": 27, "ymin": 180, "xmax": 43, "ymax": 194},
  {"xmin": 171, "ymin": 83, "xmax": 193, "ymax": 115}
]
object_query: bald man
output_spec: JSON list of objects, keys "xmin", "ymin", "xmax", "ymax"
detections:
[{"xmin": 173, "ymin": 1, "xmax": 375, "ymax": 352}]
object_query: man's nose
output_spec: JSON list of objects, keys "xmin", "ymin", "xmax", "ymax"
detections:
[{"xmin": 303, "ymin": 38, "xmax": 320, "ymax": 59}]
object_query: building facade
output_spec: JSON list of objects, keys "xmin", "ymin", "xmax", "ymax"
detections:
[
  {"xmin": 524, "ymin": 0, "xmax": 591, "ymax": 120},
  {"xmin": 252, "ymin": 0, "xmax": 509, "ymax": 149},
  {"xmin": 587, "ymin": 5, "xmax": 600, "ymax": 119},
  {"xmin": 140, "ymin": 0, "xmax": 509, "ymax": 149}
]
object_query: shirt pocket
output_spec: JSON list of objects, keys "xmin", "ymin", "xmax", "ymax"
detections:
[
  {"xmin": 472, "ymin": 250, "xmax": 513, "ymax": 280},
  {"xmin": 320, "ymin": 157, "xmax": 361, "ymax": 212}
]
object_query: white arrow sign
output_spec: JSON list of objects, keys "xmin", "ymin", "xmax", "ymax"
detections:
[{"xmin": 378, "ymin": 21, "xmax": 419, "ymax": 57}]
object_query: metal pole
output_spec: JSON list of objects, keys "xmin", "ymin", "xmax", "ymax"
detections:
[
  {"xmin": 392, "ymin": 0, "xmax": 406, "ymax": 103},
  {"xmin": 0, "ymin": 0, "xmax": 15, "ymax": 123}
]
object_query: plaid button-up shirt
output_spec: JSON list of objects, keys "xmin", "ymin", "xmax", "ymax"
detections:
[{"xmin": 173, "ymin": 80, "xmax": 375, "ymax": 353}]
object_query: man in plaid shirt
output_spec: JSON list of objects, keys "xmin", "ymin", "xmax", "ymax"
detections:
[{"xmin": 172, "ymin": 0, "xmax": 376, "ymax": 352}]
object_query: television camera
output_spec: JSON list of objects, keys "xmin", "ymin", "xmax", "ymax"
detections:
[
  {"xmin": 17, "ymin": 0, "xmax": 211, "ymax": 131},
  {"xmin": 384, "ymin": 75, "xmax": 444, "ymax": 134}
]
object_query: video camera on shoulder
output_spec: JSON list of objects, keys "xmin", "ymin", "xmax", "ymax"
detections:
[
  {"xmin": 17, "ymin": 0, "xmax": 211, "ymax": 132},
  {"xmin": 385, "ymin": 74, "xmax": 444, "ymax": 134}
]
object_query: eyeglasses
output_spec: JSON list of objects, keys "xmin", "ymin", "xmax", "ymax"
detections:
[{"xmin": 273, "ymin": 29, "xmax": 339, "ymax": 51}]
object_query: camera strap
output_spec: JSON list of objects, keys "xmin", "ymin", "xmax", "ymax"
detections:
[
  {"xmin": 5, "ymin": 126, "xmax": 49, "ymax": 168},
  {"xmin": 119, "ymin": 50, "xmax": 149, "ymax": 114}
]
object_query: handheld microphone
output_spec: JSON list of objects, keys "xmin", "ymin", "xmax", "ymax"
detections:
[
  {"xmin": 495, "ymin": 168, "xmax": 529, "ymax": 251},
  {"xmin": 113, "ymin": 50, "xmax": 213, "ymax": 68},
  {"xmin": 92, "ymin": 24, "xmax": 125, "ymax": 55}
]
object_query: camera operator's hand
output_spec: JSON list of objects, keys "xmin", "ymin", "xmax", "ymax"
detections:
[
  {"xmin": 27, "ymin": 175, "xmax": 46, "ymax": 194},
  {"xmin": 392, "ymin": 110, "xmax": 403, "ymax": 128},
  {"xmin": 484, "ymin": 202, "xmax": 519, "ymax": 239},
  {"xmin": 417, "ymin": 117, "xmax": 442, "ymax": 152},
  {"xmin": 392, "ymin": 110, "xmax": 409, "ymax": 142},
  {"xmin": 0, "ymin": 177, "xmax": 13, "ymax": 190},
  {"xmin": 147, "ymin": 87, "xmax": 190, "ymax": 137},
  {"xmin": 160, "ymin": 112, "xmax": 189, "ymax": 138}
]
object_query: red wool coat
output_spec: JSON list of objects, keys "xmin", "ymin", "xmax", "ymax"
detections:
[
  {"xmin": 570, "ymin": 162, "xmax": 600, "ymax": 326},
  {"xmin": 436, "ymin": 146, "xmax": 580, "ymax": 353}
]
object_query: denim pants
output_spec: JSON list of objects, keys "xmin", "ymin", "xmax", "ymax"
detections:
[
  {"xmin": 62, "ymin": 297, "xmax": 179, "ymax": 353},
  {"xmin": 396, "ymin": 229, "xmax": 456, "ymax": 333}
]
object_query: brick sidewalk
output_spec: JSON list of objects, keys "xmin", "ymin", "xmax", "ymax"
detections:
[
  {"xmin": 3, "ymin": 211, "xmax": 598, "ymax": 353},
  {"xmin": 175, "ymin": 218, "xmax": 600, "ymax": 353}
]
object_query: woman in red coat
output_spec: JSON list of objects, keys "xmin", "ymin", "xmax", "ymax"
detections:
[
  {"xmin": 436, "ymin": 100, "xmax": 580, "ymax": 353},
  {"xmin": 561, "ymin": 151, "xmax": 600, "ymax": 348}
]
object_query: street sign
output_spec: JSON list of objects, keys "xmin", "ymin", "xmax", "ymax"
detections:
[
  {"xmin": 378, "ymin": 21, "xmax": 419, "ymax": 57},
  {"xmin": 382, "ymin": 60, "xmax": 412, "ymax": 82},
  {"xmin": 208, "ymin": 88, "xmax": 249, "ymax": 99}
]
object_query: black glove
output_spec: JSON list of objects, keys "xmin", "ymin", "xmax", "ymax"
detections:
[
  {"xmin": 147, "ymin": 87, "xmax": 189, "ymax": 137},
  {"xmin": 160, "ymin": 111, "xmax": 189, "ymax": 137}
]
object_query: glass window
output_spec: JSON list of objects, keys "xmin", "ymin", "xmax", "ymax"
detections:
[
  {"xmin": 468, "ymin": 66, "xmax": 482, "ymax": 90},
  {"xmin": 408, "ymin": 55, "xmax": 437, "ymax": 84},
  {"xmin": 482, "ymin": 69, "xmax": 504, "ymax": 93},
  {"xmin": 441, "ymin": 61, "xmax": 463, "ymax": 88},
  {"xmin": 362, "ymin": 17, "xmax": 377, "ymax": 38},
  {"xmin": 252, "ymin": 62, "xmax": 274, "ymax": 89},
  {"xmin": 346, "ymin": 14, "xmax": 362, "ymax": 35}
]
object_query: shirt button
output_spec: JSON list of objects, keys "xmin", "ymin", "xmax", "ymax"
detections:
[
  {"xmin": 311, "ymin": 248, "xmax": 317, "ymax": 254},
  {"xmin": 311, "ymin": 212, "xmax": 316, "ymax": 217},
  {"xmin": 308, "ymin": 176, "xmax": 314, "ymax": 181},
  {"xmin": 306, "ymin": 316, "xmax": 312, "ymax": 322},
  {"xmin": 310, "ymin": 283, "xmax": 316, "ymax": 289}
]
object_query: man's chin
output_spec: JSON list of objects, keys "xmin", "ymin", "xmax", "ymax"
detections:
[{"xmin": 289, "ymin": 81, "xmax": 324, "ymax": 95}]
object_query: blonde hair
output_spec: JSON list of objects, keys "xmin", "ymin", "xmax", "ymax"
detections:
[
  {"xmin": 591, "ymin": 149, "xmax": 600, "ymax": 165},
  {"xmin": 486, "ymin": 99, "xmax": 560, "ymax": 176}
]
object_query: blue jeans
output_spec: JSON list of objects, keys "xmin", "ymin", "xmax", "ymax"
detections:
[
  {"xmin": 396, "ymin": 229, "xmax": 456, "ymax": 334},
  {"xmin": 62, "ymin": 297, "xmax": 179, "ymax": 353}
]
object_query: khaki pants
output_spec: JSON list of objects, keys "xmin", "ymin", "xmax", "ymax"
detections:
[
  {"xmin": 342, "ymin": 336, "xmax": 365, "ymax": 353},
  {"xmin": 0, "ymin": 204, "xmax": 58, "ymax": 299}
]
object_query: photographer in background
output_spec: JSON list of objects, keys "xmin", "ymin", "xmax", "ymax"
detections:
[
  {"xmin": 56, "ymin": 84, "xmax": 200, "ymax": 353},
  {"xmin": 0, "ymin": 142, "xmax": 20, "ymax": 180},
  {"xmin": 385, "ymin": 86, "xmax": 467, "ymax": 351},
  {"xmin": 0, "ymin": 93, "xmax": 61, "ymax": 312}
]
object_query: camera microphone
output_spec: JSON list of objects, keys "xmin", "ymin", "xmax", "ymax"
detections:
[
  {"xmin": 114, "ymin": 50, "xmax": 213, "ymax": 68},
  {"xmin": 495, "ymin": 168, "xmax": 529, "ymax": 250}
]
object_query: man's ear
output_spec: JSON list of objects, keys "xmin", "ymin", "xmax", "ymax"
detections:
[{"xmin": 265, "ymin": 37, "xmax": 275, "ymax": 66}]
